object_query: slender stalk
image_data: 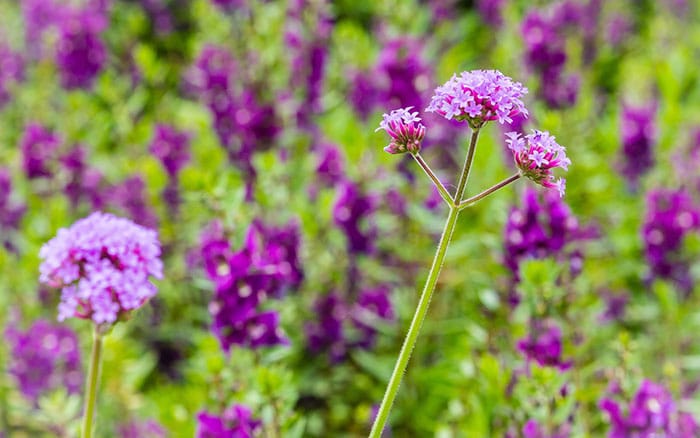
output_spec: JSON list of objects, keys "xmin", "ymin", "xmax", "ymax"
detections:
[
  {"xmin": 412, "ymin": 154, "xmax": 454, "ymax": 206},
  {"xmin": 458, "ymin": 173, "xmax": 521, "ymax": 211},
  {"xmin": 453, "ymin": 128, "xmax": 480, "ymax": 203},
  {"xmin": 369, "ymin": 206, "xmax": 460, "ymax": 438},
  {"xmin": 81, "ymin": 326, "xmax": 103, "ymax": 438}
]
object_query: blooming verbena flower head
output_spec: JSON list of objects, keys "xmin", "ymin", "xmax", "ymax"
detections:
[
  {"xmin": 376, "ymin": 107, "xmax": 426, "ymax": 154},
  {"xmin": 39, "ymin": 212, "xmax": 163, "ymax": 324},
  {"xmin": 599, "ymin": 380, "xmax": 688, "ymax": 437},
  {"xmin": 197, "ymin": 404, "xmax": 261, "ymax": 438},
  {"xmin": 6, "ymin": 319, "xmax": 82, "ymax": 403},
  {"xmin": 506, "ymin": 130, "xmax": 570, "ymax": 197},
  {"xmin": 426, "ymin": 69, "xmax": 528, "ymax": 128}
]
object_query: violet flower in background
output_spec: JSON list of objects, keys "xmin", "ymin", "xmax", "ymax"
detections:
[
  {"xmin": 517, "ymin": 320, "xmax": 571, "ymax": 370},
  {"xmin": 150, "ymin": 124, "xmax": 191, "ymax": 213},
  {"xmin": 60, "ymin": 145, "xmax": 106, "ymax": 210},
  {"xmin": 642, "ymin": 188, "xmax": 699, "ymax": 293},
  {"xmin": 21, "ymin": 0, "xmax": 61, "ymax": 57},
  {"xmin": 0, "ymin": 44, "xmax": 24, "ymax": 106},
  {"xmin": 39, "ymin": 211, "xmax": 163, "ymax": 324},
  {"xmin": 20, "ymin": 123, "xmax": 60, "ymax": 180},
  {"xmin": 0, "ymin": 169, "xmax": 27, "ymax": 251},
  {"xmin": 109, "ymin": 175, "xmax": 159, "ymax": 229},
  {"xmin": 196, "ymin": 404, "xmax": 261, "ymax": 438},
  {"xmin": 619, "ymin": 102, "xmax": 656, "ymax": 190},
  {"xmin": 305, "ymin": 287, "xmax": 394, "ymax": 363},
  {"xmin": 333, "ymin": 180, "xmax": 377, "ymax": 255},
  {"xmin": 6, "ymin": 319, "xmax": 82, "ymax": 403},
  {"xmin": 315, "ymin": 143, "xmax": 345, "ymax": 188},
  {"xmin": 477, "ymin": 0, "xmax": 506, "ymax": 28},
  {"xmin": 522, "ymin": 419, "xmax": 570, "ymax": 438},
  {"xmin": 201, "ymin": 220, "xmax": 302, "ymax": 351},
  {"xmin": 599, "ymin": 380, "xmax": 696, "ymax": 437},
  {"xmin": 503, "ymin": 188, "xmax": 594, "ymax": 286},
  {"xmin": 55, "ymin": 8, "xmax": 107, "ymax": 90},
  {"xmin": 118, "ymin": 418, "xmax": 167, "ymax": 438}
]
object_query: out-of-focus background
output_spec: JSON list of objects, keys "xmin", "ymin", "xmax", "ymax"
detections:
[{"xmin": 2, "ymin": 0, "xmax": 700, "ymax": 436}]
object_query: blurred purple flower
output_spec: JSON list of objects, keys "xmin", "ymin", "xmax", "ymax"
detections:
[
  {"xmin": 522, "ymin": 419, "xmax": 570, "ymax": 438},
  {"xmin": 620, "ymin": 103, "xmax": 656, "ymax": 190},
  {"xmin": 642, "ymin": 188, "xmax": 699, "ymax": 293},
  {"xmin": 109, "ymin": 175, "xmax": 159, "ymax": 229},
  {"xmin": 0, "ymin": 44, "xmax": 24, "ymax": 106},
  {"xmin": 600, "ymin": 380, "xmax": 679, "ymax": 437},
  {"xmin": 517, "ymin": 320, "xmax": 571, "ymax": 370},
  {"xmin": 21, "ymin": 0, "xmax": 61, "ymax": 56},
  {"xmin": 315, "ymin": 143, "xmax": 344, "ymax": 187},
  {"xmin": 39, "ymin": 211, "xmax": 163, "ymax": 324},
  {"xmin": 477, "ymin": 0, "xmax": 505, "ymax": 28},
  {"xmin": 118, "ymin": 418, "xmax": 167, "ymax": 438},
  {"xmin": 0, "ymin": 169, "xmax": 27, "ymax": 250},
  {"xmin": 201, "ymin": 220, "xmax": 302, "ymax": 351},
  {"xmin": 197, "ymin": 404, "xmax": 261, "ymax": 438},
  {"xmin": 55, "ymin": 8, "xmax": 107, "ymax": 90},
  {"xmin": 352, "ymin": 286, "xmax": 394, "ymax": 349},
  {"xmin": 20, "ymin": 123, "xmax": 60, "ymax": 180},
  {"xmin": 306, "ymin": 293, "xmax": 349, "ymax": 362},
  {"xmin": 503, "ymin": 188, "xmax": 596, "ymax": 294},
  {"xmin": 150, "ymin": 124, "xmax": 191, "ymax": 177},
  {"xmin": 333, "ymin": 180, "xmax": 377, "ymax": 255},
  {"xmin": 60, "ymin": 145, "xmax": 105, "ymax": 209},
  {"xmin": 348, "ymin": 69, "xmax": 379, "ymax": 121},
  {"xmin": 6, "ymin": 319, "xmax": 82, "ymax": 403}
]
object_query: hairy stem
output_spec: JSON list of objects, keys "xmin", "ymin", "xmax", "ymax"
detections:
[
  {"xmin": 81, "ymin": 326, "xmax": 103, "ymax": 438},
  {"xmin": 458, "ymin": 173, "xmax": 521, "ymax": 210},
  {"xmin": 453, "ymin": 128, "xmax": 480, "ymax": 203},
  {"xmin": 412, "ymin": 154, "xmax": 454, "ymax": 206}
]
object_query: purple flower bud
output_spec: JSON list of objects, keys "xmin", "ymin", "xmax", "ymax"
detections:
[
  {"xmin": 427, "ymin": 70, "xmax": 528, "ymax": 128},
  {"xmin": 376, "ymin": 107, "xmax": 426, "ymax": 155},
  {"xmin": 39, "ymin": 212, "xmax": 163, "ymax": 324},
  {"xmin": 506, "ymin": 130, "xmax": 570, "ymax": 196}
]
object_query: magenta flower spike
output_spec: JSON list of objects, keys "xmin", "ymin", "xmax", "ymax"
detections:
[
  {"xmin": 506, "ymin": 130, "xmax": 570, "ymax": 196},
  {"xmin": 426, "ymin": 69, "xmax": 528, "ymax": 128},
  {"xmin": 376, "ymin": 106, "xmax": 426, "ymax": 155},
  {"xmin": 39, "ymin": 211, "xmax": 163, "ymax": 325}
]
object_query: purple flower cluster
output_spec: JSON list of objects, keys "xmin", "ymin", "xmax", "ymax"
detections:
[
  {"xmin": 0, "ymin": 44, "xmax": 24, "ymax": 106},
  {"xmin": 503, "ymin": 188, "xmax": 593, "ymax": 285},
  {"xmin": 521, "ymin": 4, "xmax": 582, "ymax": 108},
  {"xmin": 506, "ymin": 130, "xmax": 570, "ymax": 197},
  {"xmin": 305, "ymin": 287, "xmax": 393, "ymax": 362},
  {"xmin": 517, "ymin": 320, "xmax": 571, "ymax": 370},
  {"xmin": 197, "ymin": 404, "xmax": 261, "ymax": 438},
  {"xmin": 39, "ymin": 212, "xmax": 163, "ymax": 324},
  {"xmin": 426, "ymin": 69, "xmax": 528, "ymax": 128},
  {"xmin": 187, "ymin": 45, "xmax": 280, "ymax": 199},
  {"xmin": 642, "ymin": 189, "xmax": 699, "ymax": 293},
  {"xmin": 376, "ymin": 107, "xmax": 426, "ymax": 155},
  {"xmin": 201, "ymin": 220, "xmax": 302, "ymax": 352},
  {"xmin": 55, "ymin": 8, "xmax": 107, "ymax": 89},
  {"xmin": 620, "ymin": 103, "xmax": 656, "ymax": 190},
  {"xmin": 150, "ymin": 124, "xmax": 191, "ymax": 213},
  {"xmin": 600, "ymin": 380, "xmax": 698, "ymax": 437},
  {"xmin": 0, "ymin": 169, "xmax": 26, "ymax": 250},
  {"xmin": 20, "ymin": 123, "xmax": 60, "ymax": 180},
  {"xmin": 6, "ymin": 319, "xmax": 82, "ymax": 403},
  {"xmin": 333, "ymin": 180, "xmax": 377, "ymax": 255}
]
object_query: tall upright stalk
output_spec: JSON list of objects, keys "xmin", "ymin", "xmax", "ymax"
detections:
[{"xmin": 81, "ymin": 326, "xmax": 103, "ymax": 438}]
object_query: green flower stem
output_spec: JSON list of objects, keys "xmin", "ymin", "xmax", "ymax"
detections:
[
  {"xmin": 453, "ymin": 128, "xmax": 480, "ymax": 203},
  {"xmin": 81, "ymin": 325, "xmax": 104, "ymax": 438},
  {"xmin": 412, "ymin": 153, "xmax": 454, "ymax": 206},
  {"xmin": 458, "ymin": 173, "xmax": 522, "ymax": 211},
  {"xmin": 369, "ymin": 205, "xmax": 460, "ymax": 438}
]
